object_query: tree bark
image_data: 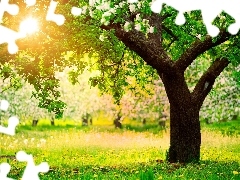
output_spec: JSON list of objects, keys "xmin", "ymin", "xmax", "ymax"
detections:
[
  {"xmin": 168, "ymin": 103, "xmax": 201, "ymax": 163},
  {"xmin": 160, "ymin": 71, "xmax": 201, "ymax": 163}
]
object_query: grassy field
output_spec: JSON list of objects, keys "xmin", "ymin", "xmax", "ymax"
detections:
[{"xmin": 0, "ymin": 119, "xmax": 240, "ymax": 179}]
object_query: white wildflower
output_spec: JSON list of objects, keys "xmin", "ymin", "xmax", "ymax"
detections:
[{"xmin": 40, "ymin": 138, "xmax": 46, "ymax": 144}]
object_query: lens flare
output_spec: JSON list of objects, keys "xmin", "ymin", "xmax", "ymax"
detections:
[{"xmin": 19, "ymin": 17, "xmax": 39, "ymax": 36}]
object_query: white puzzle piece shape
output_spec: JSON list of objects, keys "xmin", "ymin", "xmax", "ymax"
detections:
[
  {"xmin": 0, "ymin": 163, "xmax": 14, "ymax": 180},
  {"xmin": 150, "ymin": 0, "xmax": 240, "ymax": 37},
  {"xmin": 24, "ymin": 0, "xmax": 36, "ymax": 7},
  {"xmin": 0, "ymin": 0, "xmax": 19, "ymax": 21},
  {"xmin": 16, "ymin": 151, "xmax": 49, "ymax": 180},
  {"xmin": 46, "ymin": 0, "xmax": 65, "ymax": 26},
  {"xmin": 0, "ymin": 116, "xmax": 19, "ymax": 136},
  {"xmin": 0, "ymin": 25, "xmax": 23, "ymax": 54}
]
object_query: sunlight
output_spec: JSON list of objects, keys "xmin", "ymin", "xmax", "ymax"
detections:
[{"xmin": 19, "ymin": 17, "xmax": 39, "ymax": 36}]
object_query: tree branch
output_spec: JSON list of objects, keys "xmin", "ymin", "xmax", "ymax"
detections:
[
  {"xmin": 191, "ymin": 58, "xmax": 230, "ymax": 108},
  {"xmin": 175, "ymin": 30, "xmax": 231, "ymax": 72},
  {"xmin": 162, "ymin": 24, "xmax": 178, "ymax": 41},
  {"xmin": 101, "ymin": 14, "xmax": 175, "ymax": 74}
]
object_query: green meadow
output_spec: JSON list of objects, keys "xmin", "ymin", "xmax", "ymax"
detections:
[{"xmin": 1, "ymin": 119, "xmax": 240, "ymax": 180}]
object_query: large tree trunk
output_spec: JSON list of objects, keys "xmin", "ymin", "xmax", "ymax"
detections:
[
  {"xmin": 161, "ymin": 71, "xmax": 202, "ymax": 163},
  {"xmin": 168, "ymin": 103, "xmax": 201, "ymax": 163}
]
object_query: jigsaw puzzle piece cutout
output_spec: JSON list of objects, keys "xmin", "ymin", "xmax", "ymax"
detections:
[
  {"xmin": 0, "ymin": 162, "xmax": 14, "ymax": 180},
  {"xmin": 0, "ymin": 0, "xmax": 19, "ymax": 20},
  {"xmin": 16, "ymin": 151, "xmax": 49, "ymax": 180},
  {"xmin": 151, "ymin": 0, "xmax": 201, "ymax": 25},
  {"xmin": 46, "ymin": 0, "xmax": 65, "ymax": 26},
  {"xmin": 150, "ymin": 0, "xmax": 223, "ymax": 37},
  {"xmin": 24, "ymin": 0, "xmax": 36, "ymax": 7},
  {"xmin": 0, "ymin": 25, "xmax": 23, "ymax": 54},
  {"xmin": 222, "ymin": 1, "xmax": 240, "ymax": 35},
  {"xmin": 0, "ymin": 116, "xmax": 19, "ymax": 136}
]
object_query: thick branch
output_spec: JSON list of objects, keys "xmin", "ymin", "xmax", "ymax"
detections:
[
  {"xmin": 101, "ymin": 14, "xmax": 174, "ymax": 74},
  {"xmin": 191, "ymin": 58, "xmax": 230, "ymax": 108},
  {"xmin": 175, "ymin": 30, "xmax": 231, "ymax": 72}
]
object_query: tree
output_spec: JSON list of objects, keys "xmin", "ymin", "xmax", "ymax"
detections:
[{"xmin": 1, "ymin": 1, "xmax": 240, "ymax": 163}]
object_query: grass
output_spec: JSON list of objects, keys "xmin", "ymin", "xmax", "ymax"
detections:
[{"xmin": 1, "ymin": 119, "xmax": 240, "ymax": 179}]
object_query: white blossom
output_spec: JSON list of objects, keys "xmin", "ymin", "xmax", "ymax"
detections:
[
  {"xmin": 119, "ymin": 2, "xmax": 125, "ymax": 8},
  {"xmin": 82, "ymin": 6, "xmax": 88, "ymax": 14},
  {"xmin": 124, "ymin": 21, "xmax": 131, "ymax": 32},
  {"xmin": 99, "ymin": 34, "xmax": 105, "ymax": 41},
  {"xmin": 109, "ymin": 8, "xmax": 116, "ymax": 14},
  {"xmin": 137, "ymin": 1, "xmax": 142, "ymax": 8},
  {"xmin": 129, "ymin": 4, "xmax": 136, "ymax": 12},
  {"xmin": 89, "ymin": 10, "xmax": 94, "ymax": 17},
  {"xmin": 103, "ymin": 11, "xmax": 111, "ymax": 17},
  {"xmin": 128, "ymin": 0, "xmax": 138, "ymax": 3},
  {"xmin": 149, "ymin": 26, "xmax": 154, "ymax": 33},
  {"xmin": 135, "ymin": 23, "xmax": 141, "ymax": 31},
  {"xmin": 135, "ymin": 13, "xmax": 141, "ymax": 21},
  {"xmin": 98, "ymin": 2, "xmax": 111, "ymax": 10},
  {"xmin": 142, "ymin": 19, "xmax": 149, "ymax": 25},
  {"xmin": 89, "ymin": 0, "xmax": 96, "ymax": 6}
]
